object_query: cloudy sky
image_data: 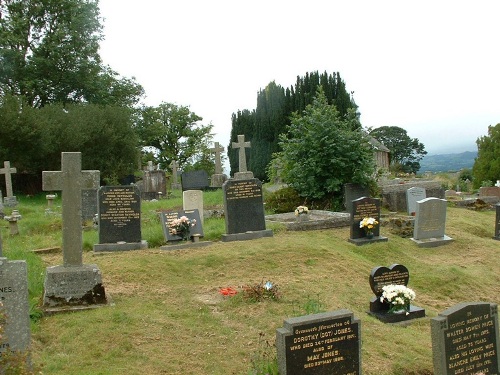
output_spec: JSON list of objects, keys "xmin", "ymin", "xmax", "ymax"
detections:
[{"xmin": 98, "ymin": 1, "xmax": 500, "ymax": 159}]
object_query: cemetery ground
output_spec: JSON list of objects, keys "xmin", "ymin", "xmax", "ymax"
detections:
[{"xmin": 2, "ymin": 188, "xmax": 499, "ymax": 374}]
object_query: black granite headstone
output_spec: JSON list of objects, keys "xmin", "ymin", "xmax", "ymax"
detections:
[
  {"xmin": 431, "ymin": 302, "xmax": 499, "ymax": 375},
  {"xmin": 159, "ymin": 209, "xmax": 204, "ymax": 241},
  {"xmin": 276, "ymin": 310, "xmax": 361, "ymax": 375},
  {"xmin": 223, "ymin": 178, "xmax": 266, "ymax": 234},
  {"xmin": 494, "ymin": 203, "xmax": 500, "ymax": 240},
  {"xmin": 349, "ymin": 197, "xmax": 388, "ymax": 246},
  {"xmin": 81, "ymin": 188, "xmax": 98, "ymax": 221},
  {"xmin": 344, "ymin": 183, "xmax": 370, "ymax": 213},
  {"xmin": 181, "ymin": 170, "xmax": 209, "ymax": 191},
  {"xmin": 97, "ymin": 186, "xmax": 141, "ymax": 243}
]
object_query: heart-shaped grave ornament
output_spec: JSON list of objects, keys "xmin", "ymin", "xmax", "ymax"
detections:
[{"xmin": 369, "ymin": 264, "xmax": 409, "ymax": 297}]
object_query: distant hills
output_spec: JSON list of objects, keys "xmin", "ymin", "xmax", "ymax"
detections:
[{"xmin": 419, "ymin": 151, "xmax": 477, "ymax": 173}]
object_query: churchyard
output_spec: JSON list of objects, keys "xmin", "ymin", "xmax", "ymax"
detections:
[{"xmin": 1, "ymin": 182, "xmax": 500, "ymax": 374}]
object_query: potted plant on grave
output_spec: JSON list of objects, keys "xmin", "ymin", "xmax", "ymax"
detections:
[
  {"xmin": 169, "ymin": 216, "xmax": 197, "ymax": 241},
  {"xmin": 294, "ymin": 205, "xmax": 309, "ymax": 222},
  {"xmin": 359, "ymin": 217, "xmax": 379, "ymax": 239},
  {"xmin": 379, "ymin": 284, "xmax": 416, "ymax": 315}
]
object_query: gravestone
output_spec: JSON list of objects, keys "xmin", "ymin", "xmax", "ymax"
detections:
[
  {"xmin": 368, "ymin": 264, "xmax": 425, "ymax": 323},
  {"xmin": 210, "ymin": 142, "xmax": 226, "ymax": 187},
  {"xmin": 431, "ymin": 302, "xmax": 499, "ymax": 375},
  {"xmin": 0, "ymin": 161, "xmax": 17, "ymax": 207},
  {"xmin": 343, "ymin": 183, "xmax": 370, "ymax": 213},
  {"xmin": 142, "ymin": 168, "xmax": 166, "ymax": 198},
  {"xmin": 348, "ymin": 197, "xmax": 388, "ymax": 245},
  {"xmin": 81, "ymin": 188, "xmax": 98, "ymax": 221},
  {"xmin": 169, "ymin": 160, "xmax": 181, "ymax": 190},
  {"xmin": 42, "ymin": 152, "xmax": 107, "ymax": 310},
  {"xmin": 159, "ymin": 209, "xmax": 204, "ymax": 242},
  {"xmin": 0, "ymin": 258, "xmax": 30, "ymax": 361},
  {"xmin": 276, "ymin": 309, "xmax": 361, "ymax": 375},
  {"xmin": 494, "ymin": 203, "xmax": 500, "ymax": 240},
  {"xmin": 222, "ymin": 178, "xmax": 272, "ymax": 242},
  {"xmin": 411, "ymin": 197, "xmax": 453, "ymax": 247},
  {"xmin": 181, "ymin": 170, "xmax": 209, "ymax": 191},
  {"xmin": 232, "ymin": 134, "xmax": 254, "ymax": 180},
  {"xmin": 93, "ymin": 185, "xmax": 147, "ymax": 252},
  {"xmin": 183, "ymin": 190, "xmax": 204, "ymax": 226},
  {"xmin": 406, "ymin": 186, "xmax": 426, "ymax": 216}
]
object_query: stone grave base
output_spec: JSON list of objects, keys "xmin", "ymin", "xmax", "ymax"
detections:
[
  {"xmin": 93, "ymin": 240, "xmax": 148, "ymax": 252},
  {"xmin": 265, "ymin": 210, "xmax": 350, "ymax": 231},
  {"xmin": 411, "ymin": 235, "xmax": 453, "ymax": 248},
  {"xmin": 160, "ymin": 241, "xmax": 213, "ymax": 251},
  {"xmin": 222, "ymin": 229, "xmax": 273, "ymax": 242},
  {"xmin": 368, "ymin": 305, "xmax": 426, "ymax": 324},
  {"xmin": 42, "ymin": 264, "xmax": 107, "ymax": 312},
  {"xmin": 349, "ymin": 236, "xmax": 389, "ymax": 246},
  {"xmin": 3, "ymin": 196, "xmax": 17, "ymax": 207}
]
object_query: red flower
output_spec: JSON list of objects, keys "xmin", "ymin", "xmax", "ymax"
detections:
[{"xmin": 219, "ymin": 287, "xmax": 238, "ymax": 296}]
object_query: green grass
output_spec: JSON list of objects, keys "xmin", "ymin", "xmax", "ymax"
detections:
[{"xmin": 1, "ymin": 192, "xmax": 499, "ymax": 374}]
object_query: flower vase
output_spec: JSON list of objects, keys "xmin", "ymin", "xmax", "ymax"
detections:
[{"xmin": 365, "ymin": 231, "xmax": 374, "ymax": 239}]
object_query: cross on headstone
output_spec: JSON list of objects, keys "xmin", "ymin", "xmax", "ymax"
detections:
[
  {"xmin": 232, "ymin": 134, "xmax": 251, "ymax": 173},
  {"xmin": 210, "ymin": 142, "xmax": 225, "ymax": 174},
  {"xmin": 42, "ymin": 152, "xmax": 100, "ymax": 267},
  {"xmin": 169, "ymin": 160, "xmax": 179, "ymax": 184},
  {"xmin": 0, "ymin": 160, "xmax": 17, "ymax": 197}
]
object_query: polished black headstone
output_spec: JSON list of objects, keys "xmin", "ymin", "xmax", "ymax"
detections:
[
  {"xmin": 181, "ymin": 170, "xmax": 209, "ymax": 191},
  {"xmin": 159, "ymin": 209, "xmax": 204, "ymax": 241}
]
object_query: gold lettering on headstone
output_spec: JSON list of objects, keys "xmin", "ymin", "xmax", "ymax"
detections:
[
  {"xmin": 100, "ymin": 188, "xmax": 140, "ymax": 227},
  {"xmin": 225, "ymin": 181, "xmax": 262, "ymax": 200}
]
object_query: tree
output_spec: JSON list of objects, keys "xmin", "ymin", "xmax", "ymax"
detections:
[
  {"xmin": 0, "ymin": 0, "xmax": 143, "ymax": 107},
  {"xmin": 369, "ymin": 126, "xmax": 427, "ymax": 173},
  {"xmin": 136, "ymin": 102, "xmax": 214, "ymax": 171},
  {"xmin": 276, "ymin": 88, "xmax": 375, "ymax": 206},
  {"xmin": 472, "ymin": 124, "xmax": 500, "ymax": 188}
]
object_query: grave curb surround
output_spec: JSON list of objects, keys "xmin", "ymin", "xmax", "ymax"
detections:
[
  {"xmin": 410, "ymin": 235, "xmax": 453, "ymax": 248},
  {"xmin": 93, "ymin": 240, "xmax": 148, "ymax": 252},
  {"xmin": 367, "ymin": 305, "xmax": 426, "ymax": 323},
  {"xmin": 221, "ymin": 229, "xmax": 273, "ymax": 242},
  {"xmin": 159, "ymin": 241, "xmax": 213, "ymax": 251}
]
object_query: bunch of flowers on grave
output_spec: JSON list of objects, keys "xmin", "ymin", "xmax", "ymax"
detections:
[
  {"xmin": 169, "ymin": 216, "xmax": 196, "ymax": 241},
  {"xmin": 243, "ymin": 280, "xmax": 281, "ymax": 301},
  {"xmin": 294, "ymin": 206, "xmax": 309, "ymax": 216},
  {"xmin": 380, "ymin": 284, "xmax": 416, "ymax": 315},
  {"xmin": 219, "ymin": 287, "xmax": 238, "ymax": 297},
  {"xmin": 359, "ymin": 217, "xmax": 379, "ymax": 237}
]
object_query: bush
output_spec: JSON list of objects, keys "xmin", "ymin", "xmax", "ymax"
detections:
[{"xmin": 265, "ymin": 187, "xmax": 303, "ymax": 213}]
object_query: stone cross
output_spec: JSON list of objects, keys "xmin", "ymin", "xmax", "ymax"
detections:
[
  {"xmin": 0, "ymin": 161, "xmax": 17, "ymax": 197},
  {"xmin": 169, "ymin": 160, "xmax": 179, "ymax": 184},
  {"xmin": 210, "ymin": 142, "xmax": 225, "ymax": 174},
  {"xmin": 42, "ymin": 152, "xmax": 100, "ymax": 267},
  {"xmin": 232, "ymin": 134, "xmax": 251, "ymax": 173}
]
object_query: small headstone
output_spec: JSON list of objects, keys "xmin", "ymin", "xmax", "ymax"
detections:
[
  {"xmin": 0, "ymin": 161, "xmax": 17, "ymax": 207},
  {"xmin": 368, "ymin": 264, "xmax": 425, "ymax": 323},
  {"xmin": 232, "ymin": 134, "xmax": 254, "ymax": 180},
  {"xmin": 222, "ymin": 178, "xmax": 272, "ymax": 241},
  {"xmin": 93, "ymin": 185, "xmax": 147, "ymax": 252},
  {"xmin": 159, "ymin": 209, "xmax": 204, "ymax": 242},
  {"xmin": 406, "ymin": 186, "xmax": 426, "ymax": 216},
  {"xmin": 343, "ymin": 183, "xmax": 370, "ymax": 213},
  {"xmin": 169, "ymin": 160, "xmax": 181, "ymax": 190},
  {"xmin": 494, "ymin": 203, "xmax": 500, "ymax": 240},
  {"xmin": 431, "ymin": 302, "xmax": 499, "ymax": 375},
  {"xmin": 276, "ymin": 309, "xmax": 361, "ymax": 375},
  {"xmin": 181, "ymin": 170, "xmax": 209, "ymax": 191},
  {"xmin": 0, "ymin": 258, "xmax": 30, "ymax": 361},
  {"xmin": 183, "ymin": 190, "xmax": 204, "ymax": 226},
  {"xmin": 348, "ymin": 197, "xmax": 388, "ymax": 245},
  {"xmin": 142, "ymin": 168, "xmax": 166, "ymax": 197},
  {"xmin": 411, "ymin": 197, "xmax": 453, "ymax": 247}
]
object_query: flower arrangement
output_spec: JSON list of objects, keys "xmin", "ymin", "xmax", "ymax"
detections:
[
  {"xmin": 294, "ymin": 206, "xmax": 309, "ymax": 216},
  {"xmin": 380, "ymin": 284, "xmax": 416, "ymax": 315},
  {"xmin": 359, "ymin": 217, "xmax": 379, "ymax": 236},
  {"xmin": 243, "ymin": 280, "xmax": 280, "ymax": 301},
  {"xmin": 169, "ymin": 215, "xmax": 196, "ymax": 241},
  {"xmin": 219, "ymin": 287, "xmax": 238, "ymax": 297}
]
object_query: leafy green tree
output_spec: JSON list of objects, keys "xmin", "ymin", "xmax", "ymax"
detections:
[
  {"xmin": 276, "ymin": 88, "xmax": 375, "ymax": 204},
  {"xmin": 369, "ymin": 126, "xmax": 427, "ymax": 173},
  {"xmin": 0, "ymin": 0, "xmax": 143, "ymax": 107},
  {"xmin": 136, "ymin": 102, "xmax": 213, "ymax": 171},
  {"xmin": 472, "ymin": 124, "xmax": 500, "ymax": 188}
]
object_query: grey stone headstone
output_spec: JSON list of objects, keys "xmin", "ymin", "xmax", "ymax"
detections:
[
  {"xmin": 276, "ymin": 309, "xmax": 361, "ymax": 375},
  {"xmin": 142, "ymin": 169, "xmax": 166, "ymax": 195},
  {"xmin": 159, "ymin": 209, "xmax": 204, "ymax": 242},
  {"xmin": 0, "ymin": 258, "xmax": 30, "ymax": 359},
  {"xmin": 181, "ymin": 170, "xmax": 209, "ymax": 191},
  {"xmin": 343, "ymin": 183, "xmax": 370, "ymax": 212},
  {"xmin": 0, "ymin": 161, "xmax": 16, "ymax": 200},
  {"xmin": 81, "ymin": 188, "xmax": 98, "ymax": 221},
  {"xmin": 183, "ymin": 190, "xmax": 204, "ymax": 226},
  {"xmin": 412, "ymin": 197, "xmax": 452, "ymax": 247},
  {"xmin": 97, "ymin": 186, "xmax": 142, "ymax": 244},
  {"xmin": 406, "ymin": 186, "xmax": 426, "ymax": 216},
  {"xmin": 431, "ymin": 302, "xmax": 499, "ymax": 375}
]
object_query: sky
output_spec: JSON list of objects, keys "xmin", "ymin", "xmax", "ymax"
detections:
[{"xmin": 98, "ymin": 0, "xmax": 500, "ymax": 163}]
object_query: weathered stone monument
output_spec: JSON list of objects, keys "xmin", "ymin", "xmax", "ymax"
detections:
[
  {"xmin": 348, "ymin": 197, "xmax": 388, "ymax": 245},
  {"xmin": 142, "ymin": 163, "xmax": 166, "ymax": 200},
  {"xmin": 276, "ymin": 309, "xmax": 361, "ymax": 374},
  {"xmin": 42, "ymin": 152, "xmax": 107, "ymax": 310},
  {"xmin": 411, "ymin": 197, "xmax": 453, "ymax": 247},
  {"xmin": 0, "ymin": 258, "xmax": 31, "ymax": 362},
  {"xmin": 0, "ymin": 161, "xmax": 17, "ymax": 207},
  {"xmin": 232, "ymin": 134, "xmax": 253, "ymax": 180},
  {"xmin": 93, "ymin": 185, "xmax": 147, "ymax": 252},
  {"xmin": 406, "ymin": 186, "xmax": 426, "ymax": 216},
  {"xmin": 431, "ymin": 302, "xmax": 499, "ymax": 375},
  {"xmin": 210, "ymin": 141, "xmax": 227, "ymax": 187},
  {"xmin": 169, "ymin": 160, "xmax": 181, "ymax": 190}
]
